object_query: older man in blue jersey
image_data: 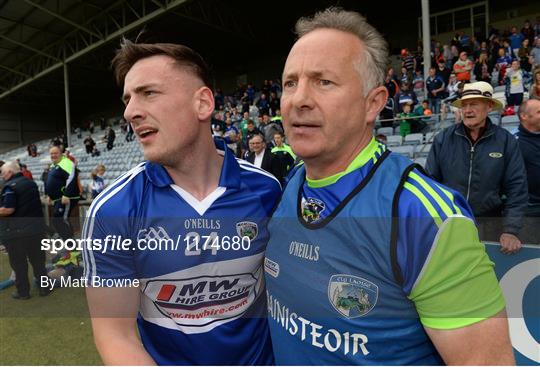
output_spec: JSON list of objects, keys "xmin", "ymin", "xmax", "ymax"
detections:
[
  {"xmin": 264, "ymin": 7, "xmax": 514, "ymax": 365},
  {"xmin": 82, "ymin": 40, "xmax": 280, "ymax": 365}
]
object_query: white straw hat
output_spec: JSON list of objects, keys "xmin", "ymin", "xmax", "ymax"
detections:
[{"xmin": 451, "ymin": 81, "xmax": 503, "ymax": 110}]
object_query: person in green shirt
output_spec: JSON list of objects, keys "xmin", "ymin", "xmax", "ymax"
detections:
[{"xmin": 398, "ymin": 102, "xmax": 414, "ymax": 137}]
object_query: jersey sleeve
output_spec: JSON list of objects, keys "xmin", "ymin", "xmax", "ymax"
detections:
[
  {"xmin": 397, "ymin": 169, "xmax": 505, "ymax": 329},
  {"xmin": 81, "ymin": 198, "xmax": 137, "ymax": 282}
]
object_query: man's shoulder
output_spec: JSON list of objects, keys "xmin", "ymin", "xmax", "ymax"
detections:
[{"xmin": 236, "ymin": 158, "xmax": 282, "ymax": 193}]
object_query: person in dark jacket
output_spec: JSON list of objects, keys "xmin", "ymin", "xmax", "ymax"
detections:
[
  {"xmin": 45, "ymin": 146, "xmax": 80, "ymax": 240},
  {"xmin": 516, "ymin": 99, "xmax": 540, "ymax": 244},
  {"xmin": 426, "ymin": 81, "xmax": 528, "ymax": 253},
  {"xmin": 0, "ymin": 161, "xmax": 50, "ymax": 299}
]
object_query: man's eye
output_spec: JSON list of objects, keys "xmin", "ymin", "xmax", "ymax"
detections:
[
  {"xmin": 319, "ymin": 79, "xmax": 332, "ymax": 86},
  {"xmin": 144, "ymin": 90, "xmax": 156, "ymax": 96},
  {"xmin": 284, "ymin": 80, "xmax": 297, "ymax": 88}
]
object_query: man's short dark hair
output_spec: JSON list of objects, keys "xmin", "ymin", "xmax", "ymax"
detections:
[{"xmin": 111, "ymin": 38, "xmax": 212, "ymax": 89}]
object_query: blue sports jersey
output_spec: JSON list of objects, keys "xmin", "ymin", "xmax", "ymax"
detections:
[
  {"xmin": 82, "ymin": 142, "xmax": 281, "ymax": 365},
  {"xmin": 265, "ymin": 138, "xmax": 505, "ymax": 365}
]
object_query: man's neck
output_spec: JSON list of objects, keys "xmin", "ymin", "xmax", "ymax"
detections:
[
  {"xmin": 465, "ymin": 121, "xmax": 488, "ymax": 143},
  {"xmin": 305, "ymin": 132, "xmax": 373, "ymax": 180},
  {"xmin": 165, "ymin": 135, "xmax": 224, "ymax": 201}
]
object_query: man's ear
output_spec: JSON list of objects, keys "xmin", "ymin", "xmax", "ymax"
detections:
[
  {"xmin": 196, "ymin": 86, "xmax": 215, "ymax": 121},
  {"xmin": 365, "ymin": 86, "xmax": 389, "ymax": 123}
]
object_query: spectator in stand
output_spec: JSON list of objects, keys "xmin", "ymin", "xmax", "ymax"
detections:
[
  {"xmin": 489, "ymin": 36, "xmax": 502, "ymax": 64},
  {"xmin": 436, "ymin": 60, "xmax": 451, "ymax": 86},
  {"xmin": 398, "ymin": 103, "xmax": 415, "ymax": 137},
  {"xmin": 453, "ymin": 51, "xmax": 473, "ymax": 83},
  {"xmin": 398, "ymin": 66, "xmax": 409, "ymax": 85},
  {"xmin": 509, "ymin": 27, "xmax": 525, "ymax": 58},
  {"xmin": 516, "ymin": 99, "xmax": 540, "ymax": 244},
  {"xmin": 495, "ymin": 48, "xmax": 513, "ymax": 85},
  {"xmin": 384, "ymin": 71, "xmax": 399, "ymax": 98},
  {"xmin": 91, "ymin": 146, "xmax": 100, "ymax": 157},
  {"xmin": 505, "ymin": 60, "xmax": 525, "ymax": 107},
  {"xmin": 475, "ymin": 41, "xmax": 489, "ymax": 60},
  {"xmin": 427, "ymin": 81, "xmax": 527, "ymax": 252},
  {"xmin": 90, "ymin": 164, "xmax": 106, "ymax": 199},
  {"xmin": 394, "ymin": 81, "xmax": 418, "ymax": 113},
  {"xmin": 401, "ymin": 48, "xmax": 415, "ymax": 83},
  {"xmin": 530, "ymin": 38, "xmax": 540, "ymax": 69},
  {"xmin": 458, "ymin": 31, "xmax": 471, "ymax": 53},
  {"xmin": 83, "ymin": 135, "xmax": 95, "ymax": 155},
  {"xmin": 244, "ymin": 120, "xmax": 262, "ymax": 148},
  {"xmin": 20, "ymin": 164, "xmax": 33, "ymax": 180},
  {"xmin": 534, "ymin": 16, "xmax": 540, "ymax": 38},
  {"xmin": 260, "ymin": 113, "xmax": 283, "ymax": 149},
  {"xmin": 257, "ymin": 93, "xmax": 270, "ymax": 116},
  {"xmin": 224, "ymin": 117, "xmax": 240, "ymax": 157},
  {"xmin": 522, "ymin": 20, "xmax": 535, "ymax": 46},
  {"xmin": 518, "ymin": 38, "xmax": 532, "ymax": 72},
  {"xmin": 246, "ymin": 83, "xmax": 255, "ymax": 104},
  {"xmin": 530, "ymin": 68, "xmax": 540, "ymax": 100},
  {"xmin": 246, "ymin": 134, "xmax": 274, "ymax": 173},
  {"xmin": 412, "ymin": 70, "xmax": 424, "ymax": 94},
  {"xmin": 442, "ymin": 44, "xmax": 453, "ymax": 68},
  {"xmin": 426, "ymin": 66, "xmax": 446, "ymax": 114},
  {"xmin": 26, "ymin": 143, "xmax": 37, "ymax": 157},
  {"xmin": 502, "ymin": 39, "xmax": 513, "ymax": 59},
  {"xmin": 105, "ymin": 126, "xmax": 115, "ymax": 151},
  {"xmin": 269, "ymin": 91, "xmax": 280, "ymax": 116},
  {"xmin": 474, "ymin": 51, "xmax": 492, "ymax": 83},
  {"xmin": 240, "ymin": 91, "xmax": 250, "ymax": 114},
  {"xmin": 380, "ymin": 95, "xmax": 395, "ymax": 127}
]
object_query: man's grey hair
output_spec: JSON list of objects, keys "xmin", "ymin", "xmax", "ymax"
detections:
[
  {"xmin": 294, "ymin": 7, "xmax": 389, "ymax": 96},
  {"xmin": 1, "ymin": 161, "xmax": 21, "ymax": 174}
]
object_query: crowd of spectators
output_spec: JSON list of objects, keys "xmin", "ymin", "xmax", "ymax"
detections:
[{"xmin": 382, "ymin": 19, "xmax": 540, "ymax": 135}]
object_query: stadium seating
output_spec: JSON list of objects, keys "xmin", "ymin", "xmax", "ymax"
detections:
[
  {"xmin": 403, "ymin": 133, "xmax": 423, "ymax": 145},
  {"xmin": 0, "ymin": 126, "xmax": 144, "ymax": 197},
  {"xmin": 385, "ymin": 135, "xmax": 402, "ymax": 147}
]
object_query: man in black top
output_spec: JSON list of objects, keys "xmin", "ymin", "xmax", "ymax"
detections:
[
  {"xmin": 517, "ymin": 99, "xmax": 540, "ymax": 244},
  {"xmin": 0, "ymin": 161, "xmax": 49, "ymax": 299},
  {"xmin": 427, "ymin": 82, "xmax": 528, "ymax": 253}
]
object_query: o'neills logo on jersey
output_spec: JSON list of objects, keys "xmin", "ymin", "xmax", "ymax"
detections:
[
  {"xmin": 143, "ymin": 273, "xmax": 258, "ymax": 325},
  {"xmin": 328, "ymin": 274, "xmax": 378, "ymax": 318}
]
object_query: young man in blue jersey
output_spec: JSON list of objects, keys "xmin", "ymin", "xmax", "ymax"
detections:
[
  {"xmin": 83, "ymin": 40, "xmax": 281, "ymax": 365},
  {"xmin": 264, "ymin": 7, "xmax": 514, "ymax": 365}
]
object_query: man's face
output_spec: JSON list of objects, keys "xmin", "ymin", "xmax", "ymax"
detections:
[
  {"xmin": 511, "ymin": 61, "xmax": 520, "ymax": 71},
  {"xmin": 461, "ymin": 98, "xmax": 492, "ymax": 130},
  {"xmin": 498, "ymin": 48, "xmax": 505, "ymax": 57},
  {"xmin": 49, "ymin": 147, "xmax": 61, "ymax": 164},
  {"xmin": 247, "ymin": 123, "xmax": 255, "ymax": 131},
  {"xmin": 521, "ymin": 100, "xmax": 540, "ymax": 132},
  {"xmin": 281, "ymin": 28, "xmax": 377, "ymax": 163},
  {"xmin": 0, "ymin": 167, "xmax": 12, "ymax": 181},
  {"xmin": 243, "ymin": 112, "xmax": 249, "ymax": 120},
  {"xmin": 429, "ymin": 69, "xmax": 436, "ymax": 77},
  {"xmin": 249, "ymin": 136, "xmax": 264, "ymax": 154},
  {"xmin": 123, "ymin": 55, "xmax": 210, "ymax": 166},
  {"xmin": 274, "ymin": 134, "xmax": 283, "ymax": 146},
  {"xmin": 262, "ymin": 115, "xmax": 270, "ymax": 124},
  {"xmin": 459, "ymin": 52, "xmax": 467, "ymax": 61}
]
